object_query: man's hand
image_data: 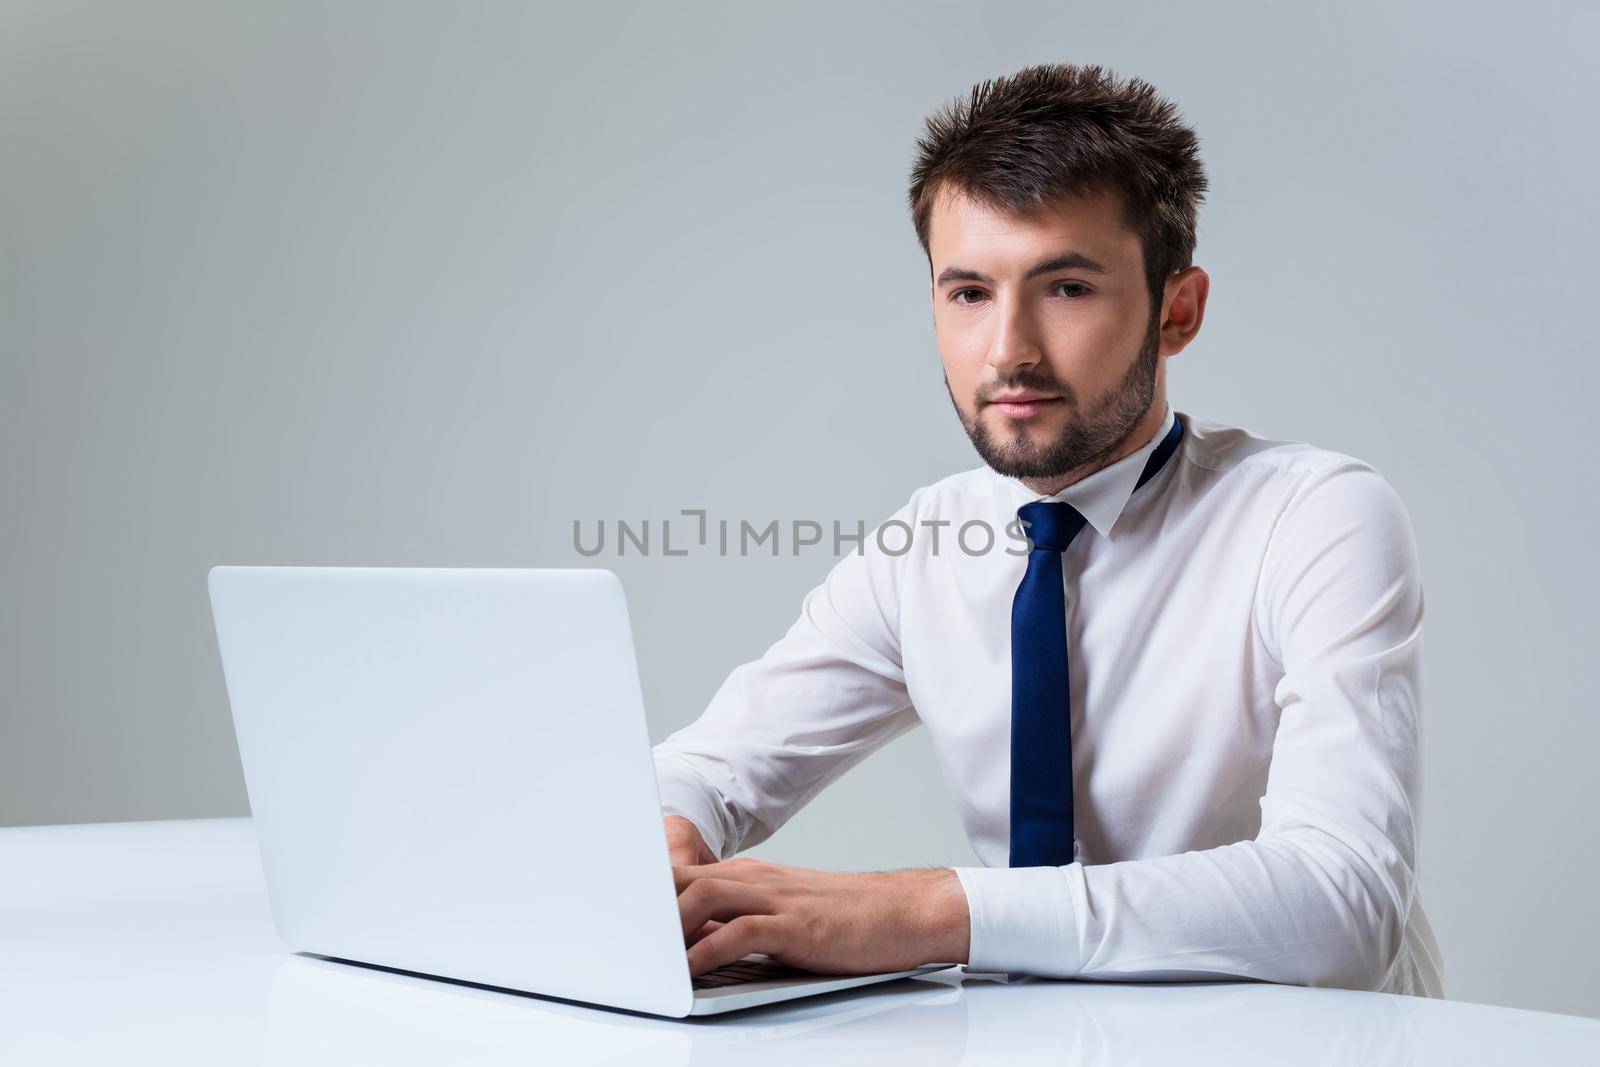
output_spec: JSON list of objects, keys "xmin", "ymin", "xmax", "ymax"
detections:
[
  {"xmin": 672, "ymin": 855, "xmax": 970, "ymax": 978},
  {"xmin": 663, "ymin": 815, "xmax": 732, "ymax": 950}
]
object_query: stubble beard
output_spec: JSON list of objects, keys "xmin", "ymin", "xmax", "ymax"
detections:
[{"xmin": 948, "ymin": 312, "xmax": 1162, "ymax": 482}]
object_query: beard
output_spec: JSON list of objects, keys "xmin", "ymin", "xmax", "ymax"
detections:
[{"xmin": 947, "ymin": 311, "xmax": 1162, "ymax": 482}]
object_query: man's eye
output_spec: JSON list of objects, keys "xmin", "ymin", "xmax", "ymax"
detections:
[{"xmin": 950, "ymin": 284, "xmax": 1090, "ymax": 306}]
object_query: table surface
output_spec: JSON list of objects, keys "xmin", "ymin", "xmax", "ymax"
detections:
[{"xmin": 3, "ymin": 817, "xmax": 1596, "ymax": 1065}]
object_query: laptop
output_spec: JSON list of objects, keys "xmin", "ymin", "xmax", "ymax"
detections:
[{"xmin": 207, "ymin": 566, "xmax": 952, "ymax": 1017}]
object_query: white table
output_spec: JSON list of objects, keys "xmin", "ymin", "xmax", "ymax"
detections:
[{"xmin": 3, "ymin": 818, "xmax": 1596, "ymax": 1065}]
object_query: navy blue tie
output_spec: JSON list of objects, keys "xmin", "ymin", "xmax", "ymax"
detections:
[{"xmin": 1009, "ymin": 415, "xmax": 1186, "ymax": 868}]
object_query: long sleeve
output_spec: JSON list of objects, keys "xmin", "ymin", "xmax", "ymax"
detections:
[
  {"xmin": 954, "ymin": 459, "xmax": 1428, "ymax": 991},
  {"xmin": 652, "ymin": 496, "xmax": 924, "ymax": 861}
]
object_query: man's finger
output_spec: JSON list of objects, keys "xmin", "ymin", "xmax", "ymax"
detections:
[
  {"xmin": 685, "ymin": 913, "xmax": 783, "ymax": 977},
  {"xmin": 676, "ymin": 877, "xmax": 772, "ymax": 940},
  {"xmin": 663, "ymin": 817, "xmax": 710, "ymax": 868},
  {"xmin": 687, "ymin": 919, "xmax": 723, "ymax": 947},
  {"xmin": 671, "ymin": 856, "xmax": 769, "ymax": 894}
]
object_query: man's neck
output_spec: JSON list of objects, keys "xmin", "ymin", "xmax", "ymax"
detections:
[{"xmin": 1018, "ymin": 401, "xmax": 1168, "ymax": 498}]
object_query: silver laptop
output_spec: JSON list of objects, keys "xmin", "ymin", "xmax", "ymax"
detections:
[{"xmin": 207, "ymin": 566, "xmax": 950, "ymax": 1017}]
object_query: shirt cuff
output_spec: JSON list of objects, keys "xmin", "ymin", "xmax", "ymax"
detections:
[
  {"xmin": 952, "ymin": 864, "xmax": 1086, "ymax": 978},
  {"xmin": 652, "ymin": 756, "xmax": 733, "ymax": 861}
]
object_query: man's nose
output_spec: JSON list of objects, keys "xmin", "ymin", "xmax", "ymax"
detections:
[{"xmin": 984, "ymin": 295, "xmax": 1043, "ymax": 376}]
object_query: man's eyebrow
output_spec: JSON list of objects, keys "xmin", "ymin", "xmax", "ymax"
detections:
[{"xmin": 935, "ymin": 251, "xmax": 1111, "ymax": 288}]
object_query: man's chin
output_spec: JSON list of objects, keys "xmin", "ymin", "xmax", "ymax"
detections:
[
  {"xmin": 985, "ymin": 458, "xmax": 1065, "ymax": 480},
  {"xmin": 976, "ymin": 442, "xmax": 1068, "ymax": 481}
]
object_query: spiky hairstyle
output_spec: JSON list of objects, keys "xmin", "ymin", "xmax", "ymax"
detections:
[{"xmin": 908, "ymin": 63, "xmax": 1209, "ymax": 312}]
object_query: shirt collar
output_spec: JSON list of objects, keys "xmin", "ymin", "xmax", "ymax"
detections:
[{"xmin": 989, "ymin": 402, "xmax": 1176, "ymax": 540}]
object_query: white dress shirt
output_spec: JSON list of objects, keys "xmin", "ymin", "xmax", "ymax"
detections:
[{"xmin": 652, "ymin": 402, "xmax": 1444, "ymax": 997}]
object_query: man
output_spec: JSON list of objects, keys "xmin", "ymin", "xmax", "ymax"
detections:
[{"xmin": 654, "ymin": 62, "xmax": 1443, "ymax": 997}]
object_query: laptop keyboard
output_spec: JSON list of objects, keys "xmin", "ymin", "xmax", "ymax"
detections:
[{"xmin": 691, "ymin": 954, "xmax": 815, "ymax": 990}]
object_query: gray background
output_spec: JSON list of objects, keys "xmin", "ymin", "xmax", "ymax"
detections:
[{"xmin": 3, "ymin": 0, "xmax": 1596, "ymax": 1018}]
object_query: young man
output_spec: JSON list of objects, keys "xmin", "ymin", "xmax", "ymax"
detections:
[{"xmin": 654, "ymin": 62, "xmax": 1442, "ymax": 997}]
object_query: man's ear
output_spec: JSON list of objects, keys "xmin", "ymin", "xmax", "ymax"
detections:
[{"xmin": 1160, "ymin": 266, "xmax": 1209, "ymax": 355}]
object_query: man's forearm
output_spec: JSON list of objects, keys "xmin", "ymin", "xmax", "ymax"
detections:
[{"xmin": 954, "ymin": 833, "xmax": 1412, "ymax": 989}]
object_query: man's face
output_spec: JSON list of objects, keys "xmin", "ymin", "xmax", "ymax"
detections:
[{"xmin": 929, "ymin": 184, "xmax": 1163, "ymax": 482}]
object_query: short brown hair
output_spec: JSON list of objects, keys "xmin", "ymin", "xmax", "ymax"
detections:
[{"xmin": 907, "ymin": 63, "xmax": 1209, "ymax": 314}]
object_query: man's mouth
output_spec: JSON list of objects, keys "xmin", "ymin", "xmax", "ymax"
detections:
[{"xmin": 985, "ymin": 391, "xmax": 1064, "ymax": 419}]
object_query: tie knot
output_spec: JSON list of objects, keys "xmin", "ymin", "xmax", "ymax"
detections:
[{"xmin": 1018, "ymin": 500, "xmax": 1088, "ymax": 553}]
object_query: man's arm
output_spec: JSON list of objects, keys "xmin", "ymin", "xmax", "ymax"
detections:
[
  {"xmin": 955, "ymin": 459, "xmax": 1427, "ymax": 991},
  {"xmin": 653, "ymin": 494, "xmax": 925, "ymax": 862},
  {"xmin": 657, "ymin": 496, "xmax": 976, "ymax": 978}
]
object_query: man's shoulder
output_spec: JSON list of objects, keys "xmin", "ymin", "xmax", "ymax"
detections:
[
  {"xmin": 1178, "ymin": 411, "xmax": 1397, "ymax": 500},
  {"xmin": 1178, "ymin": 413, "xmax": 1417, "ymax": 577}
]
